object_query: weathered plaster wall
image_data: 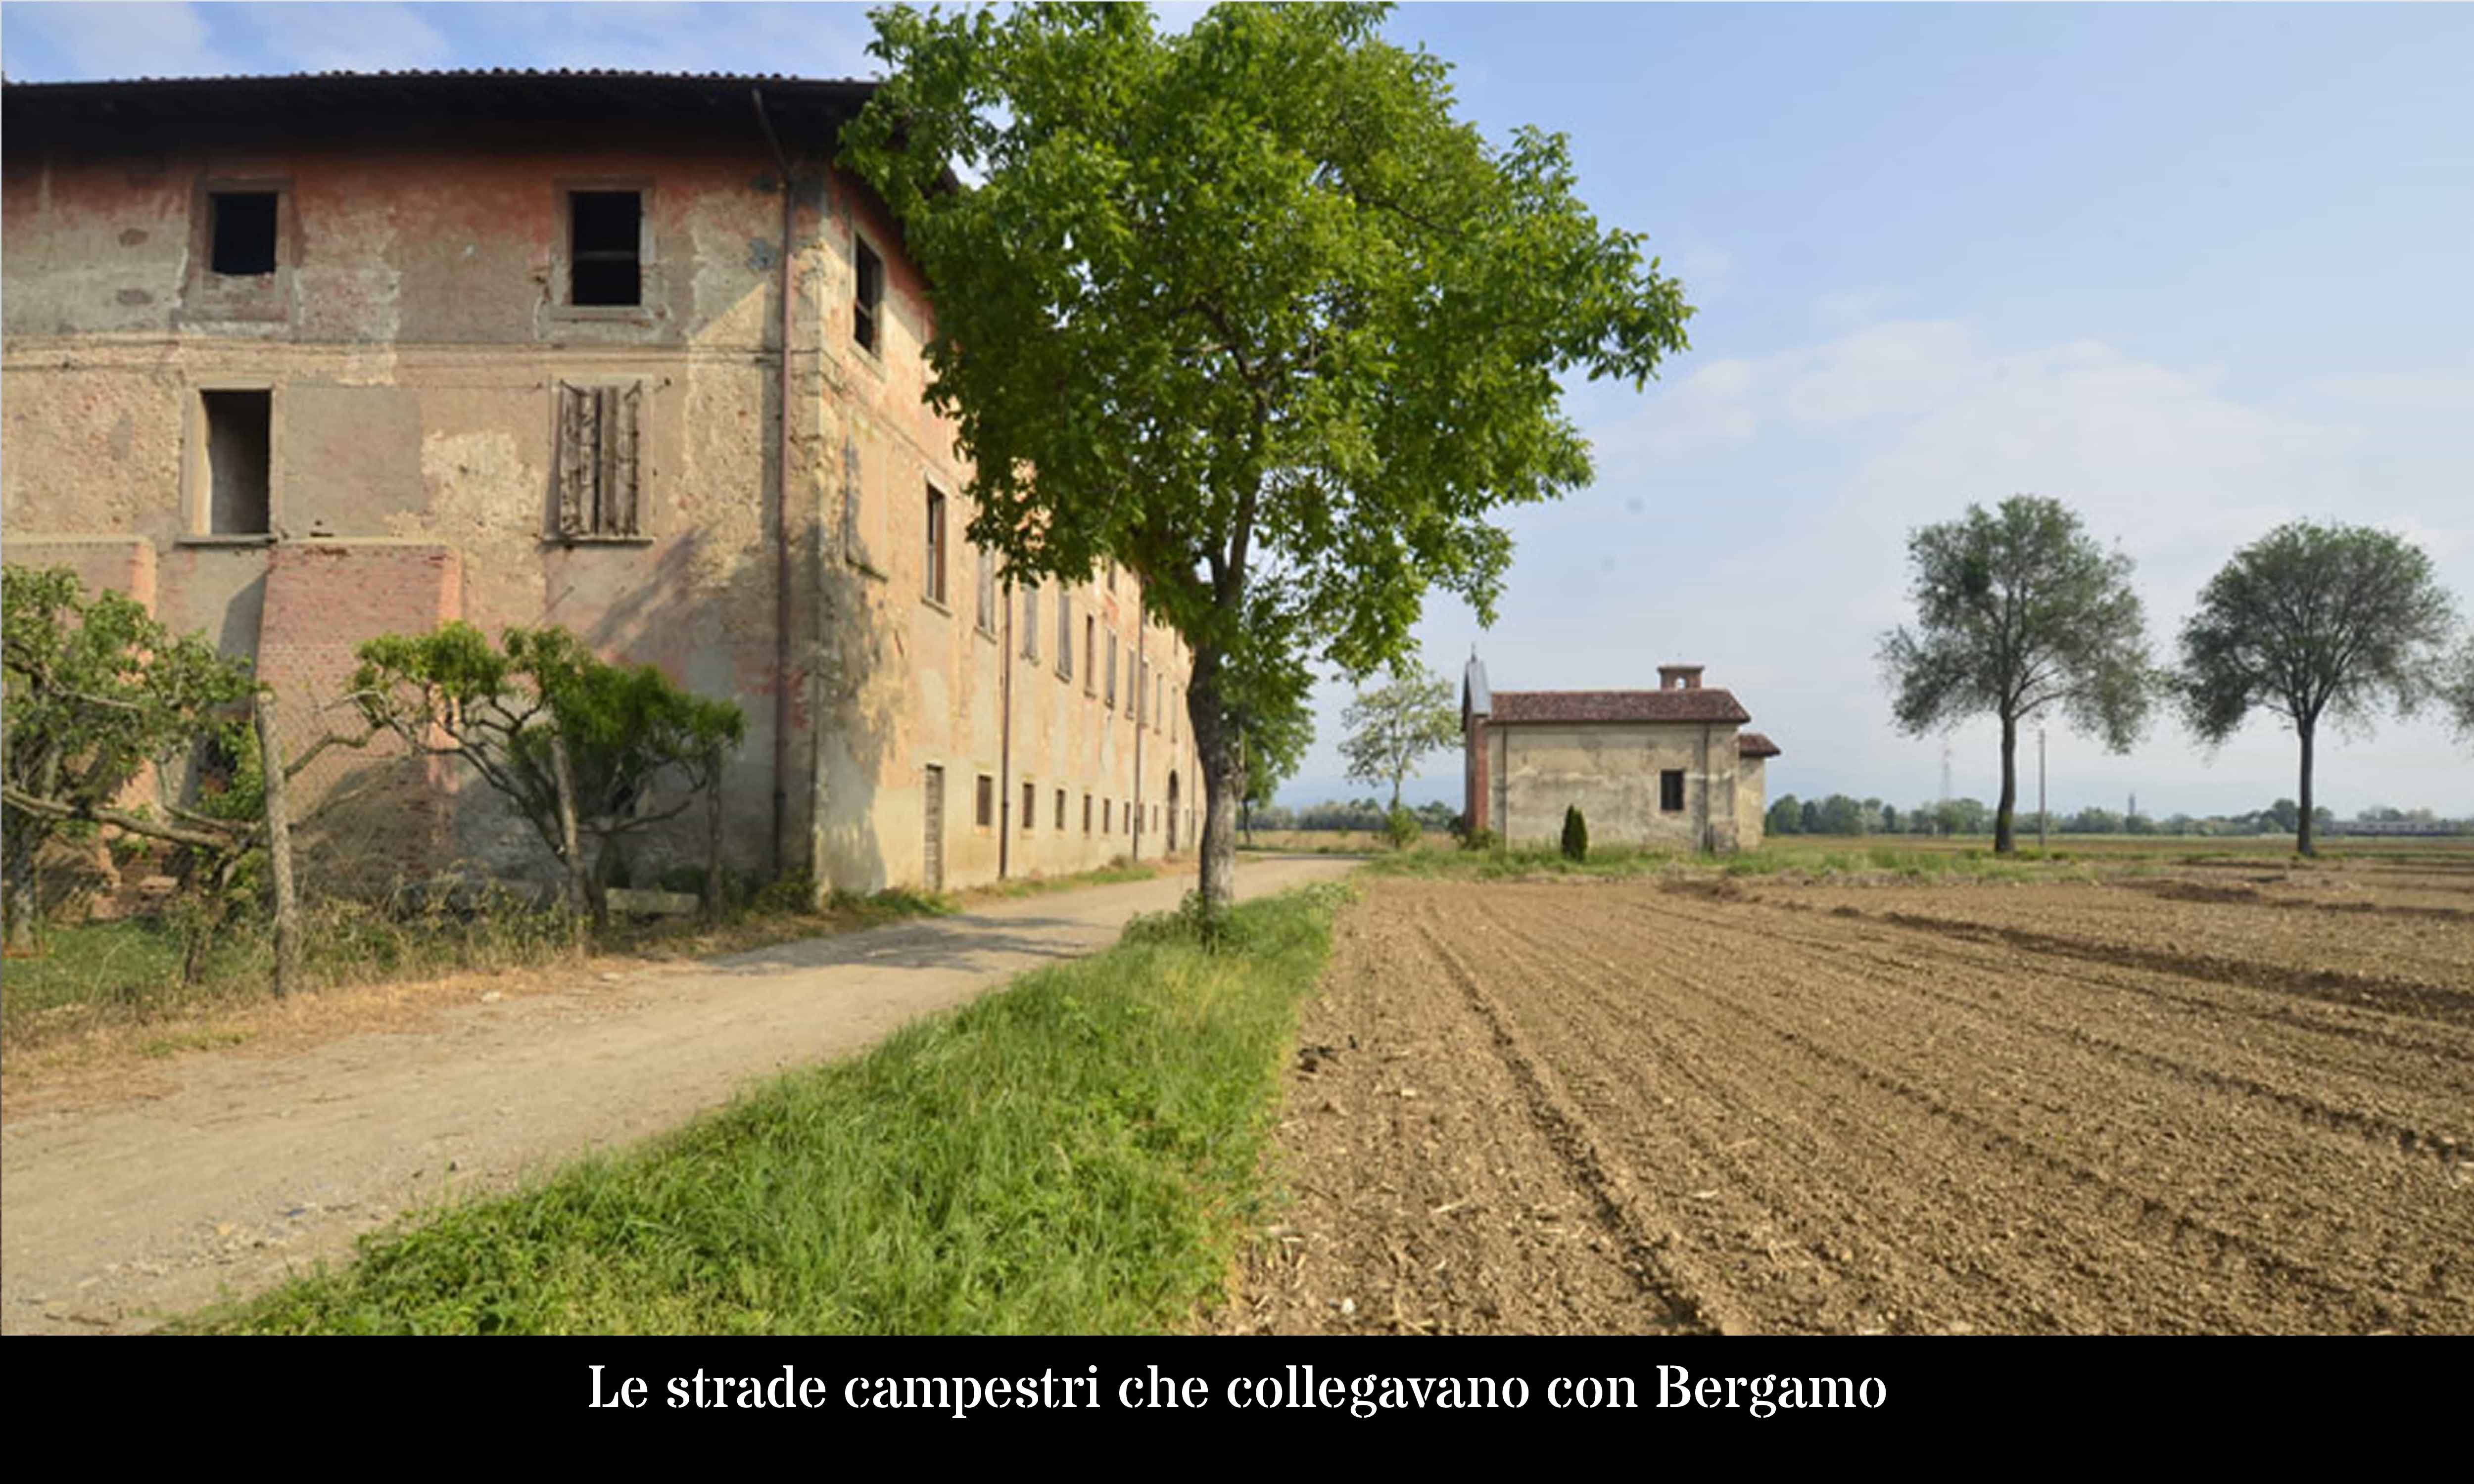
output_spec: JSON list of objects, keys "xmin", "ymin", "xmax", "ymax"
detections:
[
  {"xmin": 2, "ymin": 126, "xmax": 1203, "ymax": 898},
  {"xmin": 1495, "ymin": 722, "xmax": 1743, "ymax": 851},
  {"xmin": 1737, "ymin": 755, "xmax": 1768, "ymax": 851}
]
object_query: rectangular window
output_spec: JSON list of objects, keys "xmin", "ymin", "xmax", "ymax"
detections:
[
  {"xmin": 201, "ymin": 389, "xmax": 271, "ymax": 536},
  {"xmin": 1083, "ymin": 793, "xmax": 1093, "ymax": 834},
  {"xmin": 1084, "ymin": 617, "xmax": 1097, "ymax": 693},
  {"xmin": 976, "ymin": 775, "xmax": 995, "ymax": 828},
  {"xmin": 1055, "ymin": 788, "xmax": 1067, "ymax": 831},
  {"xmin": 1056, "ymin": 593, "xmax": 1073, "ymax": 679},
  {"xmin": 1023, "ymin": 781, "xmax": 1036, "ymax": 832},
  {"xmin": 1103, "ymin": 798, "xmax": 1112, "ymax": 833},
  {"xmin": 568, "ymin": 190, "xmax": 642, "ymax": 307},
  {"xmin": 209, "ymin": 191, "xmax": 278, "ymax": 276},
  {"xmin": 976, "ymin": 547, "xmax": 997, "ymax": 633},
  {"xmin": 553, "ymin": 382, "xmax": 643, "ymax": 539},
  {"xmin": 1022, "ymin": 585, "xmax": 1040, "ymax": 661},
  {"xmin": 854, "ymin": 236, "xmax": 884, "ymax": 352},
  {"xmin": 1105, "ymin": 634, "xmax": 1118, "ymax": 706},
  {"xmin": 1661, "ymin": 769, "xmax": 1686, "ymax": 813},
  {"xmin": 1139, "ymin": 659, "xmax": 1150, "ymax": 728},
  {"xmin": 924, "ymin": 485, "xmax": 948, "ymax": 605}
]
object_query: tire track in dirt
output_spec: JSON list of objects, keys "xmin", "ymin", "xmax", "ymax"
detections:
[
  {"xmin": 1215, "ymin": 898, "xmax": 1695, "ymax": 1335},
  {"xmin": 1511, "ymin": 892, "xmax": 2467, "ymax": 1327},
  {"xmin": 1458, "ymin": 894, "xmax": 2080, "ymax": 1332},
  {"xmin": 1672, "ymin": 900, "xmax": 2474, "ymax": 1166},
  {"xmin": 1406, "ymin": 902, "xmax": 1748, "ymax": 1334},
  {"xmin": 1261, "ymin": 877, "xmax": 2474, "ymax": 1333}
]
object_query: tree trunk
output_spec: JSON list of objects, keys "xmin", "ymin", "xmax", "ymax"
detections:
[
  {"xmin": 549, "ymin": 733, "xmax": 591, "ymax": 951},
  {"xmin": 702, "ymin": 776, "xmax": 725, "ymax": 927},
  {"xmin": 254, "ymin": 694, "xmax": 300, "ymax": 998},
  {"xmin": 1994, "ymin": 711, "xmax": 2019, "ymax": 854},
  {"xmin": 1186, "ymin": 649, "xmax": 1244, "ymax": 916},
  {"xmin": 2296, "ymin": 722, "xmax": 2317, "ymax": 858},
  {"xmin": 2, "ymin": 833, "xmax": 38, "ymax": 954}
]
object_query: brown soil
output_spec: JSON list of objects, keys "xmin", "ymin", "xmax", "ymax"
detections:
[{"xmin": 1228, "ymin": 871, "xmax": 2474, "ymax": 1335}]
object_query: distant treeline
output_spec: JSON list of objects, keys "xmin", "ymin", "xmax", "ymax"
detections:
[
  {"xmin": 1764, "ymin": 794, "xmax": 2471, "ymax": 838},
  {"xmin": 1247, "ymin": 799, "xmax": 1458, "ymax": 834}
]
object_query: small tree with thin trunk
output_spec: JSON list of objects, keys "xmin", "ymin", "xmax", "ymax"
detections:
[
  {"xmin": 2443, "ymin": 633, "xmax": 2474, "ymax": 747},
  {"xmin": 2177, "ymin": 520, "xmax": 2456, "ymax": 857},
  {"xmin": 1339, "ymin": 662, "xmax": 1458, "ymax": 814},
  {"xmin": 1877, "ymin": 496, "xmax": 2155, "ymax": 853},
  {"xmin": 351, "ymin": 623, "xmax": 745, "ymax": 924},
  {"xmin": 843, "ymin": 2, "xmax": 1691, "ymax": 919}
]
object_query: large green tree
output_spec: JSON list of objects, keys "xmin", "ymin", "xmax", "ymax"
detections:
[
  {"xmin": 2177, "ymin": 521, "xmax": 2456, "ymax": 856},
  {"xmin": 1339, "ymin": 661, "xmax": 1457, "ymax": 812},
  {"xmin": 844, "ymin": 1, "xmax": 1690, "ymax": 909},
  {"xmin": 2443, "ymin": 633, "xmax": 2474, "ymax": 746},
  {"xmin": 1877, "ymin": 496, "xmax": 2155, "ymax": 853}
]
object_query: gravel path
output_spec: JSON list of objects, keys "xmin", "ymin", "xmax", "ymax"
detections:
[{"xmin": 1, "ymin": 855, "xmax": 1358, "ymax": 1334}]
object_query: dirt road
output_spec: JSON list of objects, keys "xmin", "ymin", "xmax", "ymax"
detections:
[
  {"xmin": 1, "ymin": 855, "xmax": 1357, "ymax": 1334},
  {"xmin": 1226, "ymin": 870, "xmax": 2474, "ymax": 1335}
]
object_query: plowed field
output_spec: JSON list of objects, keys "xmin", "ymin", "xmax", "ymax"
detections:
[{"xmin": 1225, "ymin": 866, "xmax": 2473, "ymax": 1335}]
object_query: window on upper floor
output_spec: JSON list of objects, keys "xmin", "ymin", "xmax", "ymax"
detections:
[
  {"xmin": 854, "ymin": 236, "xmax": 884, "ymax": 353},
  {"xmin": 1056, "ymin": 593, "xmax": 1073, "ymax": 680},
  {"xmin": 209, "ymin": 192, "xmax": 279, "ymax": 276},
  {"xmin": 1022, "ymin": 584, "xmax": 1040, "ymax": 661},
  {"xmin": 924, "ymin": 484, "xmax": 949, "ymax": 606},
  {"xmin": 976, "ymin": 547, "xmax": 998, "ymax": 633},
  {"xmin": 568, "ymin": 190, "xmax": 643, "ymax": 307}
]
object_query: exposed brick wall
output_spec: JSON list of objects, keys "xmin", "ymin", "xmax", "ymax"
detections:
[
  {"xmin": 256, "ymin": 541, "xmax": 464, "ymax": 881},
  {"xmin": 3, "ymin": 536, "xmax": 156, "ymax": 614}
]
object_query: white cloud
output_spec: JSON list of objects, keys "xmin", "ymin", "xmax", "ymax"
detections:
[
  {"xmin": 3, "ymin": 0, "xmax": 232, "ymax": 79},
  {"xmin": 235, "ymin": 2, "xmax": 451, "ymax": 74},
  {"xmin": 1319, "ymin": 319, "xmax": 2474, "ymax": 817}
]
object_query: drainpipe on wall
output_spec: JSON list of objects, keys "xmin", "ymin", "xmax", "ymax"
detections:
[
  {"xmin": 1132, "ymin": 588, "xmax": 1145, "ymax": 862},
  {"xmin": 753, "ymin": 90, "xmax": 799, "ymax": 882},
  {"xmin": 998, "ymin": 582, "xmax": 1014, "ymax": 879}
]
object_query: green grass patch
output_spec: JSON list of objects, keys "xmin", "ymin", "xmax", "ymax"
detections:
[{"xmin": 181, "ymin": 881, "xmax": 1353, "ymax": 1335}]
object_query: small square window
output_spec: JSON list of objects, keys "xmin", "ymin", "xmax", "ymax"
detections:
[
  {"xmin": 569, "ymin": 190, "xmax": 642, "ymax": 307},
  {"xmin": 209, "ymin": 192, "xmax": 278, "ymax": 276},
  {"xmin": 854, "ymin": 236, "xmax": 884, "ymax": 352}
]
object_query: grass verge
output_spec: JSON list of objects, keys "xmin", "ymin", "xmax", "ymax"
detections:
[
  {"xmin": 1360, "ymin": 839, "xmax": 2109, "ymax": 884},
  {"xmin": 180, "ymin": 880, "xmax": 1351, "ymax": 1335}
]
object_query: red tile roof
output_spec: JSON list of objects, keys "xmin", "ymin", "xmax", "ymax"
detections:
[
  {"xmin": 1737, "ymin": 732, "xmax": 1782, "ymax": 758},
  {"xmin": 1488, "ymin": 689, "xmax": 1752, "ymax": 726}
]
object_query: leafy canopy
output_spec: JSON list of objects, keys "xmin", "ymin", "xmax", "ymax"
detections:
[
  {"xmin": 843, "ymin": 0, "xmax": 1692, "ymax": 720},
  {"xmin": 2177, "ymin": 519, "xmax": 2457, "ymax": 744},
  {"xmin": 3, "ymin": 565, "xmax": 257, "ymax": 881},
  {"xmin": 1878, "ymin": 496, "xmax": 2155, "ymax": 748}
]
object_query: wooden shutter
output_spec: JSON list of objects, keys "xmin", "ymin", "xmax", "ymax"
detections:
[{"xmin": 555, "ymin": 381, "xmax": 642, "ymax": 538}]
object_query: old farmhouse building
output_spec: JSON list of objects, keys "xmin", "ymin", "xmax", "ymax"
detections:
[
  {"xmin": 1, "ymin": 71, "xmax": 1205, "ymax": 899},
  {"xmin": 1463, "ymin": 654, "xmax": 1781, "ymax": 853}
]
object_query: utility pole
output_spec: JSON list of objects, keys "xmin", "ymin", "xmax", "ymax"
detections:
[{"xmin": 2037, "ymin": 726, "xmax": 2047, "ymax": 853}]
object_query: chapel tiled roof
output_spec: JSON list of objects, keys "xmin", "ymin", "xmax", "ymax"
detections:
[
  {"xmin": 1737, "ymin": 732, "xmax": 1782, "ymax": 758},
  {"xmin": 1488, "ymin": 689, "xmax": 1753, "ymax": 726}
]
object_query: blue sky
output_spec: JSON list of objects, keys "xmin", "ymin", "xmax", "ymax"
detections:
[{"xmin": 6, "ymin": 2, "xmax": 2470, "ymax": 817}]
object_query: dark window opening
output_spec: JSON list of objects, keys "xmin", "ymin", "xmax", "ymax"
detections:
[
  {"xmin": 976, "ymin": 775, "xmax": 995, "ymax": 828},
  {"xmin": 1055, "ymin": 789, "xmax": 1067, "ymax": 831},
  {"xmin": 1661, "ymin": 769, "xmax": 1687, "ymax": 813},
  {"xmin": 569, "ymin": 191, "xmax": 642, "ymax": 307},
  {"xmin": 1083, "ymin": 794, "xmax": 1093, "ymax": 834},
  {"xmin": 202, "ymin": 389, "xmax": 271, "ymax": 535},
  {"xmin": 210, "ymin": 192, "xmax": 278, "ymax": 276},
  {"xmin": 1023, "ymin": 782, "xmax": 1036, "ymax": 832},
  {"xmin": 925, "ymin": 485, "xmax": 948, "ymax": 604},
  {"xmin": 854, "ymin": 237, "xmax": 884, "ymax": 351}
]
